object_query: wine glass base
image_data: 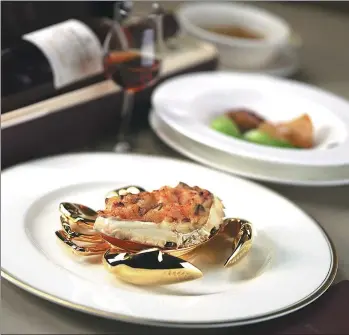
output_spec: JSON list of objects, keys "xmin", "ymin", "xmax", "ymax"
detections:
[{"xmin": 113, "ymin": 141, "xmax": 132, "ymax": 153}]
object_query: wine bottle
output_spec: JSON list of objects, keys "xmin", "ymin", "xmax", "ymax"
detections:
[
  {"xmin": 1, "ymin": 12, "xmax": 179, "ymax": 114},
  {"xmin": 1, "ymin": 18, "xmax": 114, "ymax": 113},
  {"xmin": 1, "ymin": 1, "xmax": 122, "ymax": 51}
]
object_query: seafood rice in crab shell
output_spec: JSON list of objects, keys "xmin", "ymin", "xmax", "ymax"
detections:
[{"xmin": 94, "ymin": 182, "xmax": 226, "ymax": 250}]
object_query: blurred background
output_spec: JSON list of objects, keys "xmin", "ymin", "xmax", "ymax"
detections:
[
  {"xmin": 2, "ymin": 1, "xmax": 349, "ymax": 166},
  {"xmin": 2, "ymin": 1, "xmax": 349, "ymax": 106}
]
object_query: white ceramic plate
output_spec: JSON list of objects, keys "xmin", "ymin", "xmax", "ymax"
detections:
[
  {"xmin": 152, "ymin": 72, "xmax": 349, "ymax": 173},
  {"xmin": 150, "ymin": 110, "xmax": 349, "ymax": 186},
  {"xmin": 177, "ymin": 2, "xmax": 291, "ymax": 69},
  {"xmin": 1, "ymin": 153, "xmax": 337, "ymax": 327},
  {"xmin": 219, "ymin": 45, "xmax": 300, "ymax": 78}
]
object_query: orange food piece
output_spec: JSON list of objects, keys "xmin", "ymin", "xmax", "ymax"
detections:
[{"xmin": 258, "ymin": 114, "xmax": 313, "ymax": 148}]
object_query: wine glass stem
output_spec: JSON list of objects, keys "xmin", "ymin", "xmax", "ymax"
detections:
[{"xmin": 115, "ymin": 89, "xmax": 134, "ymax": 152}]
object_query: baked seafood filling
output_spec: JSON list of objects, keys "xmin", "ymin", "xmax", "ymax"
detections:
[{"xmin": 94, "ymin": 182, "xmax": 225, "ymax": 249}]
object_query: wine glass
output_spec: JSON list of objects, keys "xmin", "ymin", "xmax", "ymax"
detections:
[{"xmin": 103, "ymin": 6, "xmax": 163, "ymax": 153}]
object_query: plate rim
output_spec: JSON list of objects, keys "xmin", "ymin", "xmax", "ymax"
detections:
[
  {"xmin": 150, "ymin": 110, "xmax": 349, "ymax": 186},
  {"xmin": 1, "ymin": 152, "xmax": 338, "ymax": 328}
]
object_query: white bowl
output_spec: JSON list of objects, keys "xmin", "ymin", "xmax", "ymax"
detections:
[
  {"xmin": 152, "ymin": 72, "xmax": 349, "ymax": 170},
  {"xmin": 177, "ymin": 2, "xmax": 291, "ymax": 69}
]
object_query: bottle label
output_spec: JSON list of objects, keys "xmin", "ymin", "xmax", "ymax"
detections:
[{"xmin": 23, "ymin": 19, "xmax": 104, "ymax": 89}]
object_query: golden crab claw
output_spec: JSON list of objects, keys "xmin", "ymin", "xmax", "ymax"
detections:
[
  {"xmin": 223, "ymin": 218, "xmax": 254, "ymax": 267},
  {"xmin": 59, "ymin": 216, "xmax": 105, "ymax": 243},
  {"xmin": 55, "ymin": 230, "xmax": 110, "ymax": 256},
  {"xmin": 105, "ymin": 186, "xmax": 146, "ymax": 201},
  {"xmin": 56, "ymin": 203, "xmax": 110, "ymax": 256},
  {"xmin": 103, "ymin": 248, "xmax": 203, "ymax": 286},
  {"xmin": 59, "ymin": 202, "xmax": 98, "ymax": 235}
]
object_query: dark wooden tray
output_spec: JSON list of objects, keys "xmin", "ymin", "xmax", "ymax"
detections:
[{"xmin": 1, "ymin": 37, "xmax": 218, "ymax": 169}]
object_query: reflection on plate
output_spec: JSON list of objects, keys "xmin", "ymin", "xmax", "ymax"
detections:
[{"xmin": 1, "ymin": 153, "xmax": 337, "ymax": 327}]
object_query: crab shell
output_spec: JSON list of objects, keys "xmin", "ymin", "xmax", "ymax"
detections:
[
  {"xmin": 94, "ymin": 189, "xmax": 226, "ymax": 255},
  {"xmin": 55, "ymin": 186, "xmax": 254, "ymax": 286}
]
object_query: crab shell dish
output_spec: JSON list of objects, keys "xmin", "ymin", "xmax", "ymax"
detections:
[{"xmin": 55, "ymin": 183, "xmax": 254, "ymax": 286}]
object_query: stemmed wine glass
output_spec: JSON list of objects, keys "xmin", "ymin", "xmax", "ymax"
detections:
[{"xmin": 103, "ymin": 4, "xmax": 163, "ymax": 153}]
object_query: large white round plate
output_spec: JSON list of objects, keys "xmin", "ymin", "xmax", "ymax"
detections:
[
  {"xmin": 152, "ymin": 72, "xmax": 349, "ymax": 172},
  {"xmin": 1, "ymin": 153, "xmax": 337, "ymax": 327},
  {"xmin": 150, "ymin": 110, "xmax": 349, "ymax": 186}
]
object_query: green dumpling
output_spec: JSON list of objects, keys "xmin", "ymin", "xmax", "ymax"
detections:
[
  {"xmin": 243, "ymin": 129, "xmax": 295, "ymax": 148},
  {"xmin": 211, "ymin": 116, "xmax": 241, "ymax": 138}
]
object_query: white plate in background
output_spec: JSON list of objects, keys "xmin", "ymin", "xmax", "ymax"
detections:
[
  {"xmin": 219, "ymin": 45, "xmax": 300, "ymax": 78},
  {"xmin": 2, "ymin": 153, "xmax": 337, "ymax": 327},
  {"xmin": 152, "ymin": 72, "xmax": 349, "ymax": 173},
  {"xmin": 149, "ymin": 110, "xmax": 349, "ymax": 186}
]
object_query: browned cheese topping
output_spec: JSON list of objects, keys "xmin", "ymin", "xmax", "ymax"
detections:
[{"xmin": 98, "ymin": 182, "xmax": 214, "ymax": 227}]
